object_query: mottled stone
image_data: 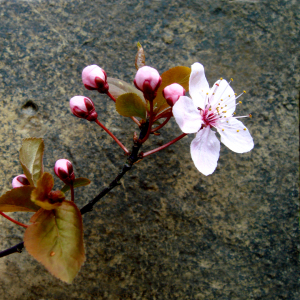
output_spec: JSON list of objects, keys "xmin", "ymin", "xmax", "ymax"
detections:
[{"xmin": 0, "ymin": 0, "xmax": 298, "ymax": 299}]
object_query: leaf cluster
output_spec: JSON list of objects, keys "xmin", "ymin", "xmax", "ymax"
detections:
[{"xmin": 0, "ymin": 138, "xmax": 90, "ymax": 283}]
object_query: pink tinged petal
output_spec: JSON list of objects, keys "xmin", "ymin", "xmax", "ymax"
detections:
[
  {"xmin": 12, "ymin": 174, "xmax": 30, "ymax": 188},
  {"xmin": 82, "ymin": 65, "xmax": 108, "ymax": 93},
  {"xmin": 54, "ymin": 159, "xmax": 75, "ymax": 185},
  {"xmin": 134, "ymin": 66, "xmax": 162, "ymax": 101},
  {"xmin": 162, "ymin": 83, "xmax": 186, "ymax": 107},
  {"xmin": 210, "ymin": 79, "xmax": 235, "ymax": 115},
  {"xmin": 172, "ymin": 96, "xmax": 202, "ymax": 133},
  {"xmin": 190, "ymin": 127, "xmax": 220, "ymax": 176},
  {"xmin": 217, "ymin": 118, "xmax": 254, "ymax": 153},
  {"xmin": 189, "ymin": 62, "xmax": 209, "ymax": 109}
]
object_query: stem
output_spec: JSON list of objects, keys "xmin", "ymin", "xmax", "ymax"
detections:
[
  {"xmin": 151, "ymin": 115, "xmax": 172, "ymax": 133},
  {"xmin": 0, "ymin": 211, "xmax": 28, "ymax": 228},
  {"xmin": 0, "ymin": 121, "xmax": 150, "ymax": 258},
  {"xmin": 153, "ymin": 108, "xmax": 172, "ymax": 122},
  {"xmin": 106, "ymin": 91, "xmax": 141, "ymax": 127},
  {"xmin": 95, "ymin": 119, "xmax": 130, "ymax": 155},
  {"xmin": 142, "ymin": 133, "xmax": 187, "ymax": 158},
  {"xmin": 138, "ymin": 101, "xmax": 153, "ymax": 144},
  {"xmin": 106, "ymin": 91, "xmax": 116, "ymax": 102},
  {"xmin": 70, "ymin": 184, "xmax": 74, "ymax": 202}
]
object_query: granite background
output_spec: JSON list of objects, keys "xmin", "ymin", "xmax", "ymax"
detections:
[{"xmin": 0, "ymin": 0, "xmax": 299, "ymax": 299}]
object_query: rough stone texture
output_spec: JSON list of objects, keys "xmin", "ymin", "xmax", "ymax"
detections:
[{"xmin": 0, "ymin": 0, "xmax": 298, "ymax": 299}]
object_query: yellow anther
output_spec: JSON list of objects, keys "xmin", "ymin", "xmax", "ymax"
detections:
[
  {"xmin": 224, "ymin": 116, "xmax": 227, "ymax": 118},
  {"xmin": 249, "ymin": 114, "xmax": 252, "ymax": 118},
  {"xmin": 230, "ymin": 78, "xmax": 233, "ymax": 81},
  {"xmin": 239, "ymin": 101, "xmax": 242, "ymax": 104},
  {"xmin": 225, "ymin": 105, "xmax": 227, "ymax": 107},
  {"xmin": 220, "ymin": 77, "xmax": 223, "ymax": 80},
  {"xmin": 221, "ymin": 99, "xmax": 223, "ymax": 101},
  {"xmin": 212, "ymin": 93, "xmax": 215, "ymax": 95},
  {"xmin": 234, "ymin": 112, "xmax": 236, "ymax": 115},
  {"xmin": 228, "ymin": 95, "xmax": 231, "ymax": 97},
  {"xmin": 234, "ymin": 93, "xmax": 237, "ymax": 96},
  {"xmin": 221, "ymin": 107, "xmax": 223, "ymax": 109},
  {"xmin": 209, "ymin": 108, "xmax": 212, "ymax": 111},
  {"xmin": 237, "ymin": 130, "xmax": 239, "ymax": 132},
  {"xmin": 226, "ymin": 121, "xmax": 229, "ymax": 123},
  {"xmin": 206, "ymin": 92, "xmax": 209, "ymax": 95},
  {"xmin": 243, "ymin": 128, "xmax": 246, "ymax": 131},
  {"xmin": 222, "ymin": 129, "xmax": 224, "ymax": 131},
  {"xmin": 222, "ymin": 111, "xmax": 227, "ymax": 113},
  {"xmin": 243, "ymin": 90, "xmax": 246, "ymax": 93}
]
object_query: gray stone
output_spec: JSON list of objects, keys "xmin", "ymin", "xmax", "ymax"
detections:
[{"xmin": 0, "ymin": 0, "xmax": 298, "ymax": 299}]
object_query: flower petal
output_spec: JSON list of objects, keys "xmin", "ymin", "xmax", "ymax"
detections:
[
  {"xmin": 173, "ymin": 96, "xmax": 202, "ymax": 133},
  {"xmin": 217, "ymin": 118, "xmax": 254, "ymax": 153},
  {"xmin": 190, "ymin": 127, "xmax": 220, "ymax": 175},
  {"xmin": 189, "ymin": 63, "xmax": 209, "ymax": 109},
  {"xmin": 209, "ymin": 79, "xmax": 236, "ymax": 116}
]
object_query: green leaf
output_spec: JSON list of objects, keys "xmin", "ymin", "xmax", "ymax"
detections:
[
  {"xmin": 61, "ymin": 177, "xmax": 91, "ymax": 194},
  {"xmin": 24, "ymin": 201, "xmax": 85, "ymax": 284},
  {"xmin": 154, "ymin": 66, "xmax": 191, "ymax": 114},
  {"xmin": 107, "ymin": 77, "xmax": 144, "ymax": 100},
  {"xmin": 116, "ymin": 93, "xmax": 147, "ymax": 119},
  {"xmin": 19, "ymin": 138, "xmax": 44, "ymax": 186},
  {"xmin": 0, "ymin": 186, "xmax": 39, "ymax": 212}
]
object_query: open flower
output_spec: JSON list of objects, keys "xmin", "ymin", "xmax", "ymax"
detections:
[{"xmin": 173, "ymin": 62, "xmax": 254, "ymax": 175}]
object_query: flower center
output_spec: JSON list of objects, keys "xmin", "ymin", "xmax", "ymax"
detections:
[{"xmin": 198, "ymin": 107, "xmax": 219, "ymax": 128}]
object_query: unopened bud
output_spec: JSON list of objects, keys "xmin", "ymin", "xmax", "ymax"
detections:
[
  {"xmin": 163, "ymin": 83, "xmax": 186, "ymax": 107},
  {"xmin": 70, "ymin": 96, "xmax": 98, "ymax": 121},
  {"xmin": 82, "ymin": 65, "xmax": 109, "ymax": 93},
  {"xmin": 134, "ymin": 66, "xmax": 162, "ymax": 101},
  {"xmin": 12, "ymin": 174, "xmax": 30, "ymax": 188},
  {"xmin": 54, "ymin": 159, "xmax": 75, "ymax": 185}
]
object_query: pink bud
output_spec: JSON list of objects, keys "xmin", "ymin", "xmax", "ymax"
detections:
[
  {"xmin": 162, "ymin": 83, "xmax": 186, "ymax": 107},
  {"xmin": 12, "ymin": 174, "xmax": 30, "ymax": 188},
  {"xmin": 134, "ymin": 66, "xmax": 162, "ymax": 101},
  {"xmin": 82, "ymin": 65, "xmax": 109, "ymax": 93},
  {"xmin": 54, "ymin": 159, "xmax": 75, "ymax": 185},
  {"xmin": 70, "ymin": 96, "xmax": 98, "ymax": 121}
]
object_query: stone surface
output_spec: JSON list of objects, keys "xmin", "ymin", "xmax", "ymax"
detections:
[{"xmin": 0, "ymin": 0, "xmax": 299, "ymax": 299}]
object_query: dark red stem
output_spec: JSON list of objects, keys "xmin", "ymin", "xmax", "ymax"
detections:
[
  {"xmin": 141, "ymin": 133, "xmax": 187, "ymax": 158},
  {"xmin": 0, "ymin": 211, "xmax": 28, "ymax": 228},
  {"xmin": 95, "ymin": 119, "xmax": 130, "ymax": 155}
]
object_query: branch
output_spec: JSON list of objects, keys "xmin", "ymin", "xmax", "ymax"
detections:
[{"xmin": 0, "ymin": 121, "xmax": 149, "ymax": 258}]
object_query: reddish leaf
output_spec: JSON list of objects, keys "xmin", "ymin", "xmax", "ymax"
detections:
[
  {"xmin": 31, "ymin": 172, "xmax": 64, "ymax": 210},
  {"xmin": 0, "ymin": 186, "xmax": 39, "ymax": 212},
  {"xmin": 19, "ymin": 138, "xmax": 44, "ymax": 186},
  {"xmin": 24, "ymin": 201, "xmax": 85, "ymax": 284},
  {"xmin": 153, "ymin": 66, "xmax": 191, "ymax": 114},
  {"xmin": 135, "ymin": 42, "xmax": 145, "ymax": 70}
]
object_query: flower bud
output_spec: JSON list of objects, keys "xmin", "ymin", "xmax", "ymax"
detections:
[
  {"xmin": 54, "ymin": 159, "xmax": 75, "ymax": 185},
  {"xmin": 82, "ymin": 65, "xmax": 109, "ymax": 93},
  {"xmin": 134, "ymin": 66, "xmax": 162, "ymax": 101},
  {"xmin": 70, "ymin": 96, "xmax": 98, "ymax": 121},
  {"xmin": 163, "ymin": 83, "xmax": 186, "ymax": 107},
  {"xmin": 12, "ymin": 174, "xmax": 30, "ymax": 188}
]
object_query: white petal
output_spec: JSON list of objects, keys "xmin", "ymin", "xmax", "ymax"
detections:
[
  {"xmin": 173, "ymin": 96, "xmax": 202, "ymax": 133},
  {"xmin": 191, "ymin": 127, "xmax": 220, "ymax": 176},
  {"xmin": 217, "ymin": 118, "xmax": 254, "ymax": 153},
  {"xmin": 209, "ymin": 79, "xmax": 236, "ymax": 116},
  {"xmin": 189, "ymin": 63, "xmax": 209, "ymax": 109}
]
